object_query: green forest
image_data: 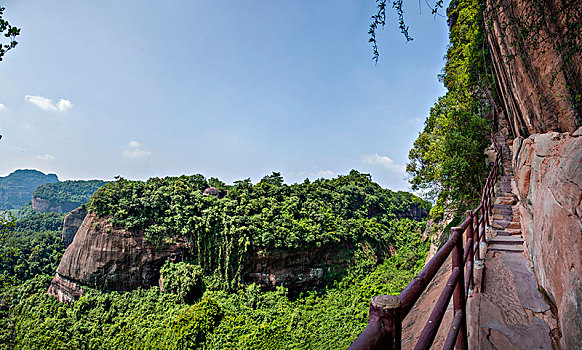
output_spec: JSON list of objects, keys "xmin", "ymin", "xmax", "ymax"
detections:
[
  {"xmin": 0, "ymin": 0, "xmax": 498, "ymax": 348},
  {"xmin": 32, "ymin": 180, "xmax": 108, "ymax": 209},
  {"xmin": 87, "ymin": 170, "xmax": 428, "ymax": 289},
  {"xmin": 0, "ymin": 171, "xmax": 429, "ymax": 349}
]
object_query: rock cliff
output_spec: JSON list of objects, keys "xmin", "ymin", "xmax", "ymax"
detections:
[
  {"xmin": 485, "ymin": 0, "xmax": 581, "ymax": 138},
  {"xmin": 48, "ymin": 214, "xmax": 190, "ymax": 302},
  {"xmin": 243, "ymin": 243, "xmax": 370, "ymax": 295},
  {"xmin": 31, "ymin": 197, "xmax": 79, "ymax": 214},
  {"xmin": 512, "ymin": 128, "xmax": 582, "ymax": 348},
  {"xmin": 484, "ymin": 1, "xmax": 581, "ymax": 347},
  {"xmin": 61, "ymin": 207, "xmax": 87, "ymax": 248},
  {"xmin": 49, "ymin": 213, "xmax": 367, "ymax": 302}
]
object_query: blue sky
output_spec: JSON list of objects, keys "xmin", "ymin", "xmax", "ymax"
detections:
[{"xmin": 0, "ymin": 0, "xmax": 449, "ymax": 191}]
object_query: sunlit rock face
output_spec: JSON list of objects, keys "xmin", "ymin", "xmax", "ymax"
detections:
[
  {"xmin": 513, "ymin": 128, "xmax": 582, "ymax": 349},
  {"xmin": 487, "ymin": 1, "xmax": 581, "ymax": 346},
  {"xmin": 47, "ymin": 214, "xmax": 190, "ymax": 302},
  {"xmin": 48, "ymin": 213, "xmax": 365, "ymax": 302},
  {"xmin": 486, "ymin": 0, "xmax": 581, "ymax": 138},
  {"xmin": 31, "ymin": 197, "xmax": 78, "ymax": 213}
]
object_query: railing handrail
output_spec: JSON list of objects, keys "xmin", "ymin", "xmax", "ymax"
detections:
[{"xmin": 349, "ymin": 134, "xmax": 502, "ymax": 350}]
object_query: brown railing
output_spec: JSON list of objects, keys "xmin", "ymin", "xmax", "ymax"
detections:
[{"xmin": 349, "ymin": 138, "xmax": 502, "ymax": 350}]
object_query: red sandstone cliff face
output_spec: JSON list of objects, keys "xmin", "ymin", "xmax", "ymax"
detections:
[
  {"xmin": 61, "ymin": 207, "xmax": 87, "ymax": 248},
  {"xmin": 512, "ymin": 128, "xmax": 582, "ymax": 349},
  {"xmin": 243, "ymin": 243, "xmax": 374, "ymax": 295},
  {"xmin": 48, "ymin": 214, "xmax": 190, "ymax": 302},
  {"xmin": 31, "ymin": 197, "xmax": 79, "ymax": 213},
  {"xmin": 485, "ymin": 0, "xmax": 581, "ymax": 138},
  {"xmin": 485, "ymin": 1, "xmax": 582, "ymax": 347},
  {"xmin": 49, "ymin": 213, "xmax": 371, "ymax": 302}
]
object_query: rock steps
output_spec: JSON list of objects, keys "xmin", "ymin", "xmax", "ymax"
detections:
[{"xmin": 468, "ymin": 133, "xmax": 557, "ymax": 349}]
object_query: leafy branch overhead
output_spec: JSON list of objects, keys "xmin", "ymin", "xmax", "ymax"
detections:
[
  {"xmin": 0, "ymin": 6, "xmax": 20, "ymax": 61},
  {"xmin": 369, "ymin": 0, "xmax": 445, "ymax": 63}
]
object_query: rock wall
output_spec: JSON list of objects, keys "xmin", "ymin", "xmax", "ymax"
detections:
[
  {"xmin": 243, "ymin": 243, "xmax": 369, "ymax": 295},
  {"xmin": 485, "ymin": 0, "xmax": 582, "ymax": 138},
  {"xmin": 512, "ymin": 128, "xmax": 582, "ymax": 349},
  {"xmin": 47, "ymin": 214, "xmax": 190, "ymax": 302},
  {"xmin": 49, "ymin": 213, "xmax": 369, "ymax": 302},
  {"xmin": 32, "ymin": 197, "xmax": 79, "ymax": 213},
  {"xmin": 61, "ymin": 207, "xmax": 87, "ymax": 248}
]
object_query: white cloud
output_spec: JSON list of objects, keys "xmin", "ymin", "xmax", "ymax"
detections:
[
  {"xmin": 123, "ymin": 149, "xmax": 152, "ymax": 158},
  {"xmin": 56, "ymin": 99, "xmax": 73, "ymax": 111},
  {"xmin": 36, "ymin": 154, "xmax": 55, "ymax": 161},
  {"xmin": 315, "ymin": 170, "xmax": 335, "ymax": 178},
  {"xmin": 0, "ymin": 103, "xmax": 6, "ymax": 111},
  {"xmin": 362, "ymin": 153, "xmax": 406, "ymax": 172},
  {"xmin": 123, "ymin": 141, "xmax": 151, "ymax": 159},
  {"xmin": 25, "ymin": 95, "xmax": 73, "ymax": 112}
]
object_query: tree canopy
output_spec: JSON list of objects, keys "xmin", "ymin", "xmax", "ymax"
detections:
[
  {"xmin": 406, "ymin": 0, "xmax": 494, "ymax": 219},
  {"xmin": 0, "ymin": 6, "xmax": 19, "ymax": 62}
]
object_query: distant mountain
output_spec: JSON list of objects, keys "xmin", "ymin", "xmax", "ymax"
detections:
[
  {"xmin": 32, "ymin": 180, "xmax": 109, "ymax": 213},
  {"xmin": 0, "ymin": 169, "xmax": 59, "ymax": 210}
]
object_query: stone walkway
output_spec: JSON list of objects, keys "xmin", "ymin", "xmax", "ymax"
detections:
[{"xmin": 467, "ymin": 134, "xmax": 560, "ymax": 349}]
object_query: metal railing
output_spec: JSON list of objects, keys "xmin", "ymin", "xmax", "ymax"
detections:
[{"xmin": 349, "ymin": 138, "xmax": 501, "ymax": 350}]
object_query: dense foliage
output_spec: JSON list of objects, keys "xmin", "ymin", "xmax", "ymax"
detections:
[
  {"xmin": 0, "ymin": 211, "xmax": 16, "ymax": 271},
  {"xmin": 0, "ymin": 236, "xmax": 428, "ymax": 349},
  {"xmin": 0, "ymin": 171, "xmax": 430, "ymax": 348},
  {"xmin": 407, "ymin": 0, "xmax": 495, "ymax": 219},
  {"xmin": 14, "ymin": 212, "xmax": 66, "ymax": 232},
  {"xmin": 0, "ymin": 211, "xmax": 65, "ymax": 285},
  {"xmin": 0, "ymin": 230, "xmax": 63, "ymax": 283},
  {"xmin": 32, "ymin": 180, "xmax": 108, "ymax": 209},
  {"xmin": 0, "ymin": 170, "xmax": 59, "ymax": 210},
  {"xmin": 0, "ymin": 5, "xmax": 20, "ymax": 62},
  {"xmin": 88, "ymin": 170, "xmax": 429, "ymax": 288}
]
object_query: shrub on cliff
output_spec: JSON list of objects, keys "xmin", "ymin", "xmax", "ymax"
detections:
[{"xmin": 161, "ymin": 261, "xmax": 205, "ymax": 304}]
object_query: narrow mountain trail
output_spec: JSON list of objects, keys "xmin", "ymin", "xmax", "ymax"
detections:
[{"xmin": 467, "ymin": 134, "xmax": 560, "ymax": 350}]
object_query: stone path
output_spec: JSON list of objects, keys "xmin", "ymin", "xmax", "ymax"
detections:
[{"xmin": 467, "ymin": 134, "xmax": 560, "ymax": 350}]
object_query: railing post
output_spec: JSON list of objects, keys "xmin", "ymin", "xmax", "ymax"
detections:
[
  {"xmin": 484, "ymin": 189, "xmax": 490, "ymax": 227},
  {"xmin": 472, "ymin": 211, "xmax": 479, "ymax": 261},
  {"xmin": 452, "ymin": 228, "xmax": 468, "ymax": 350},
  {"xmin": 479, "ymin": 202, "xmax": 487, "ymax": 243},
  {"xmin": 465, "ymin": 211, "xmax": 474, "ymax": 291},
  {"xmin": 348, "ymin": 295, "xmax": 402, "ymax": 350}
]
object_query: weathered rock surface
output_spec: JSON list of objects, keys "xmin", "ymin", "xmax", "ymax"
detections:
[
  {"xmin": 49, "ymin": 213, "xmax": 368, "ymax": 302},
  {"xmin": 46, "ymin": 273, "xmax": 84, "ymax": 304},
  {"xmin": 485, "ymin": 0, "xmax": 581, "ymax": 138},
  {"xmin": 513, "ymin": 129, "xmax": 582, "ymax": 349},
  {"xmin": 47, "ymin": 214, "xmax": 190, "ymax": 302},
  {"xmin": 243, "ymin": 244, "xmax": 363, "ymax": 294},
  {"xmin": 61, "ymin": 207, "xmax": 87, "ymax": 248},
  {"xmin": 32, "ymin": 197, "xmax": 79, "ymax": 213}
]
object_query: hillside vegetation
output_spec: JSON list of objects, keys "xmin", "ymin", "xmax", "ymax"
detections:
[
  {"xmin": 0, "ymin": 0, "xmax": 499, "ymax": 348},
  {"xmin": 0, "ymin": 170, "xmax": 59, "ymax": 210},
  {"xmin": 407, "ymin": 0, "xmax": 495, "ymax": 221},
  {"xmin": 88, "ymin": 170, "xmax": 428, "ymax": 289},
  {"xmin": 1, "ymin": 171, "xmax": 429, "ymax": 349},
  {"xmin": 33, "ymin": 180, "xmax": 108, "ymax": 207}
]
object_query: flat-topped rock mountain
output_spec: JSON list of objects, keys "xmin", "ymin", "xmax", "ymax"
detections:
[{"xmin": 0, "ymin": 169, "xmax": 58, "ymax": 210}]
